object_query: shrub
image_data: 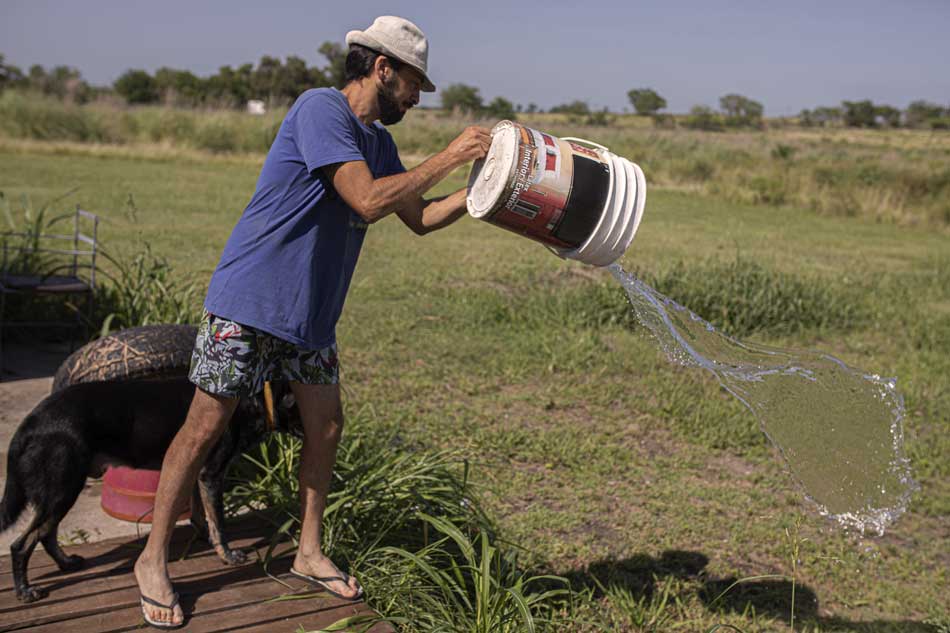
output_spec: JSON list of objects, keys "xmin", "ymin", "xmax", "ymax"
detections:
[{"xmin": 684, "ymin": 105, "xmax": 724, "ymax": 131}]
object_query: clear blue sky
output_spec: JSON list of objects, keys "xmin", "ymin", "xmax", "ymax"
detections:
[{"xmin": 2, "ymin": 0, "xmax": 948, "ymax": 115}]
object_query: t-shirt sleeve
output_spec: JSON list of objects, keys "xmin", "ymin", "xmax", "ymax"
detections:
[{"xmin": 293, "ymin": 93, "xmax": 366, "ymax": 174}]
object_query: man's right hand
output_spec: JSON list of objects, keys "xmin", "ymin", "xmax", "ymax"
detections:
[{"xmin": 444, "ymin": 126, "xmax": 492, "ymax": 166}]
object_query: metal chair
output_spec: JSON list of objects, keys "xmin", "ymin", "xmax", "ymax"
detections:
[{"xmin": 0, "ymin": 206, "xmax": 98, "ymax": 377}]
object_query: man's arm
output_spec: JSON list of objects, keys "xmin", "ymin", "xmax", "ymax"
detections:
[
  {"xmin": 395, "ymin": 189, "xmax": 468, "ymax": 236},
  {"xmin": 323, "ymin": 126, "xmax": 490, "ymax": 224}
]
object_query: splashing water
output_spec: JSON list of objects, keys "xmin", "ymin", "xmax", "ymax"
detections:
[{"xmin": 609, "ymin": 264, "xmax": 917, "ymax": 535}]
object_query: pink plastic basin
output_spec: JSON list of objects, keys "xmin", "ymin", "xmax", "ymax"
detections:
[{"xmin": 101, "ymin": 466, "xmax": 191, "ymax": 523}]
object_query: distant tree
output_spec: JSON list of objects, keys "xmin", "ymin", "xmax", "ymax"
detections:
[
  {"xmin": 318, "ymin": 42, "xmax": 346, "ymax": 89},
  {"xmin": 441, "ymin": 83, "xmax": 483, "ymax": 114},
  {"xmin": 684, "ymin": 105, "xmax": 724, "ymax": 131},
  {"xmin": 905, "ymin": 100, "xmax": 946, "ymax": 129},
  {"xmin": 585, "ymin": 107, "xmax": 611, "ymax": 127},
  {"xmin": 549, "ymin": 100, "xmax": 590, "ymax": 116},
  {"xmin": 114, "ymin": 69, "xmax": 159, "ymax": 104},
  {"xmin": 719, "ymin": 93, "xmax": 764, "ymax": 127},
  {"xmin": 114, "ymin": 69, "xmax": 158, "ymax": 104},
  {"xmin": 154, "ymin": 67, "xmax": 204, "ymax": 105},
  {"xmin": 525, "ymin": 102, "xmax": 539, "ymax": 114},
  {"xmin": 627, "ymin": 88, "xmax": 666, "ymax": 115},
  {"xmin": 842, "ymin": 100, "xmax": 877, "ymax": 128},
  {"xmin": 0, "ymin": 54, "xmax": 25, "ymax": 92},
  {"xmin": 874, "ymin": 104, "xmax": 901, "ymax": 128},
  {"xmin": 206, "ymin": 64, "xmax": 251, "ymax": 105},
  {"xmin": 484, "ymin": 96, "xmax": 516, "ymax": 120}
]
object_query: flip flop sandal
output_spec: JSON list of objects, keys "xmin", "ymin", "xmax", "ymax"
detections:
[
  {"xmin": 140, "ymin": 591, "xmax": 184, "ymax": 629},
  {"xmin": 290, "ymin": 567, "xmax": 364, "ymax": 601}
]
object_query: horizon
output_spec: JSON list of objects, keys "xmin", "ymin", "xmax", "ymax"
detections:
[{"xmin": 2, "ymin": 1, "xmax": 949, "ymax": 116}]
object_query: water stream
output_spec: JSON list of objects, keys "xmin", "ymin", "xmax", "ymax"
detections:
[{"xmin": 609, "ymin": 264, "xmax": 916, "ymax": 535}]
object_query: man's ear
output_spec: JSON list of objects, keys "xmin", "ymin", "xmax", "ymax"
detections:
[{"xmin": 373, "ymin": 55, "xmax": 394, "ymax": 83}]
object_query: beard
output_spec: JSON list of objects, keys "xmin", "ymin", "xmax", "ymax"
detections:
[{"xmin": 377, "ymin": 75, "xmax": 406, "ymax": 126}]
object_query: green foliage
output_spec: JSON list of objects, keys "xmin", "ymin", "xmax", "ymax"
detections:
[
  {"xmin": 684, "ymin": 105, "xmax": 724, "ymax": 131},
  {"xmin": 441, "ymin": 83, "xmax": 484, "ymax": 114},
  {"xmin": 0, "ymin": 54, "xmax": 26, "ymax": 93},
  {"xmin": 643, "ymin": 256, "xmax": 868, "ymax": 337},
  {"xmin": 875, "ymin": 104, "xmax": 901, "ymax": 128},
  {"xmin": 24, "ymin": 63, "xmax": 92, "ymax": 103},
  {"xmin": 114, "ymin": 69, "xmax": 159, "ymax": 104},
  {"xmin": 798, "ymin": 106, "xmax": 842, "ymax": 127},
  {"xmin": 318, "ymin": 42, "xmax": 347, "ymax": 89},
  {"xmin": 153, "ymin": 67, "xmax": 204, "ymax": 106},
  {"xmin": 0, "ymin": 190, "xmax": 75, "ymax": 277},
  {"xmin": 549, "ymin": 100, "xmax": 590, "ymax": 116},
  {"xmin": 95, "ymin": 243, "xmax": 201, "ymax": 335},
  {"xmin": 627, "ymin": 88, "xmax": 667, "ymax": 116},
  {"xmin": 770, "ymin": 143, "xmax": 796, "ymax": 160},
  {"xmin": 485, "ymin": 96, "xmax": 517, "ymax": 121},
  {"xmin": 842, "ymin": 99, "xmax": 878, "ymax": 128},
  {"xmin": 905, "ymin": 100, "xmax": 948, "ymax": 129},
  {"xmin": 360, "ymin": 515, "xmax": 571, "ymax": 633},
  {"xmin": 228, "ymin": 412, "xmax": 571, "ymax": 633},
  {"xmin": 585, "ymin": 107, "xmax": 612, "ymax": 127},
  {"xmin": 719, "ymin": 94, "xmax": 764, "ymax": 128}
]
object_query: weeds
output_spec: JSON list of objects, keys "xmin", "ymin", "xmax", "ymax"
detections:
[{"xmin": 94, "ymin": 243, "xmax": 201, "ymax": 335}]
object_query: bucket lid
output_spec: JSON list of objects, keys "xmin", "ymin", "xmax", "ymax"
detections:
[{"xmin": 467, "ymin": 121, "xmax": 518, "ymax": 218}]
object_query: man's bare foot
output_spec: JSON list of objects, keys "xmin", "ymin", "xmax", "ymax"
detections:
[
  {"xmin": 291, "ymin": 552, "xmax": 362, "ymax": 599},
  {"xmin": 134, "ymin": 553, "xmax": 184, "ymax": 627}
]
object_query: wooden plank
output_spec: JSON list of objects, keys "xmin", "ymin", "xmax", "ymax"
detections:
[
  {"xmin": 0, "ymin": 515, "xmax": 276, "ymax": 577},
  {"xmin": 0, "ymin": 534, "xmax": 293, "ymax": 628},
  {"xmin": 0, "ymin": 518, "xmax": 390, "ymax": 633},
  {"xmin": 0, "ymin": 532, "xmax": 276, "ymax": 611},
  {"xmin": 20, "ymin": 573, "xmax": 387, "ymax": 633}
]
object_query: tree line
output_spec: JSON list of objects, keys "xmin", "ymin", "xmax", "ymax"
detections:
[
  {"xmin": 1, "ymin": 52, "xmax": 947, "ymax": 130},
  {"xmin": 0, "ymin": 47, "xmax": 347, "ymax": 107}
]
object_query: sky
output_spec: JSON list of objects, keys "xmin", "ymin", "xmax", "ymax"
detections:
[{"xmin": 2, "ymin": 0, "xmax": 948, "ymax": 116}]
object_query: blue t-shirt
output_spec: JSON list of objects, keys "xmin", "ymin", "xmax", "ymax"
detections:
[{"xmin": 204, "ymin": 88, "xmax": 405, "ymax": 348}]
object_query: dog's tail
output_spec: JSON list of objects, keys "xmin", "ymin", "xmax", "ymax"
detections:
[{"xmin": 0, "ymin": 462, "xmax": 26, "ymax": 532}]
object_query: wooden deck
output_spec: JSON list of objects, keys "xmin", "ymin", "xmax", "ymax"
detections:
[{"xmin": 0, "ymin": 518, "xmax": 391, "ymax": 632}]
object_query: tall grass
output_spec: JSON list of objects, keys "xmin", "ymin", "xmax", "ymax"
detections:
[
  {"xmin": 2, "ymin": 91, "xmax": 949, "ymax": 226},
  {"xmin": 226, "ymin": 408, "xmax": 574, "ymax": 632},
  {"xmin": 0, "ymin": 190, "xmax": 202, "ymax": 338}
]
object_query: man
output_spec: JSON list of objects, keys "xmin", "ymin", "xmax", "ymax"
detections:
[{"xmin": 134, "ymin": 16, "xmax": 492, "ymax": 628}]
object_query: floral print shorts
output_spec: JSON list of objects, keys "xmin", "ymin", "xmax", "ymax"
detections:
[{"xmin": 188, "ymin": 312, "xmax": 339, "ymax": 397}]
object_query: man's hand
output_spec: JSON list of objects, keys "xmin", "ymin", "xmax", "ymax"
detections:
[{"xmin": 444, "ymin": 126, "xmax": 492, "ymax": 165}]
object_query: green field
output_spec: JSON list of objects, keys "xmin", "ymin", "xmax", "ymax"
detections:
[{"xmin": 1, "ymin": 121, "xmax": 948, "ymax": 632}]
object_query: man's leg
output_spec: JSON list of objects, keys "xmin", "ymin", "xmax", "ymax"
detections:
[
  {"xmin": 134, "ymin": 388, "xmax": 239, "ymax": 626},
  {"xmin": 290, "ymin": 382, "xmax": 361, "ymax": 598}
]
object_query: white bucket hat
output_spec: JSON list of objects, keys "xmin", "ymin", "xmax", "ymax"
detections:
[{"xmin": 345, "ymin": 16, "xmax": 435, "ymax": 92}]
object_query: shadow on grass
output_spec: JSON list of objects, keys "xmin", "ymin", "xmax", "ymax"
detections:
[
  {"xmin": 563, "ymin": 552, "xmax": 937, "ymax": 633},
  {"xmin": 563, "ymin": 549, "xmax": 709, "ymax": 598}
]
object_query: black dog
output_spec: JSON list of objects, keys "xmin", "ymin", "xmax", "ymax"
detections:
[{"xmin": 0, "ymin": 378, "xmax": 299, "ymax": 602}]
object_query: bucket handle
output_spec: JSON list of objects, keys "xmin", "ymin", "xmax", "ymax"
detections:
[{"xmin": 561, "ymin": 137, "xmax": 610, "ymax": 152}]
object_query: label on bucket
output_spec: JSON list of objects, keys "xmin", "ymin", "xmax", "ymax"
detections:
[{"xmin": 467, "ymin": 121, "xmax": 611, "ymax": 250}]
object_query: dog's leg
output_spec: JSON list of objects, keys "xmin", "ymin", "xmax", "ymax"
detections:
[
  {"xmin": 39, "ymin": 520, "xmax": 84, "ymax": 574},
  {"xmin": 10, "ymin": 513, "xmax": 50, "ymax": 602},
  {"xmin": 196, "ymin": 473, "xmax": 246, "ymax": 565}
]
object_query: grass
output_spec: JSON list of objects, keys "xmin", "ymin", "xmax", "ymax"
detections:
[
  {"xmin": 2, "ymin": 127, "xmax": 948, "ymax": 631},
  {"xmin": 2, "ymin": 92, "xmax": 950, "ymax": 227}
]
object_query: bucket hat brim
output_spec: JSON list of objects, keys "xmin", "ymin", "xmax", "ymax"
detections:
[{"xmin": 345, "ymin": 30, "xmax": 436, "ymax": 92}]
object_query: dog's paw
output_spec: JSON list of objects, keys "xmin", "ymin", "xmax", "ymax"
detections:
[
  {"xmin": 58, "ymin": 554, "xmax": 85, "ymax": 573},
  {"xmin": 17, "ymin": 584, "xmax": 48, "ymax": 603},
  {"xmin": 219, "ymin": 548, "xmax": 247, "ymax": 566}
]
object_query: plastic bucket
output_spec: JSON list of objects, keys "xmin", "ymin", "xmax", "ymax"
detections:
[
  {"xmin": 466, "ymin": 120, "xmax": 647, "ymax": 267},
  {"xmin": 101, "ymin": 466, "xmax": 190, "ymax": 523}
]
